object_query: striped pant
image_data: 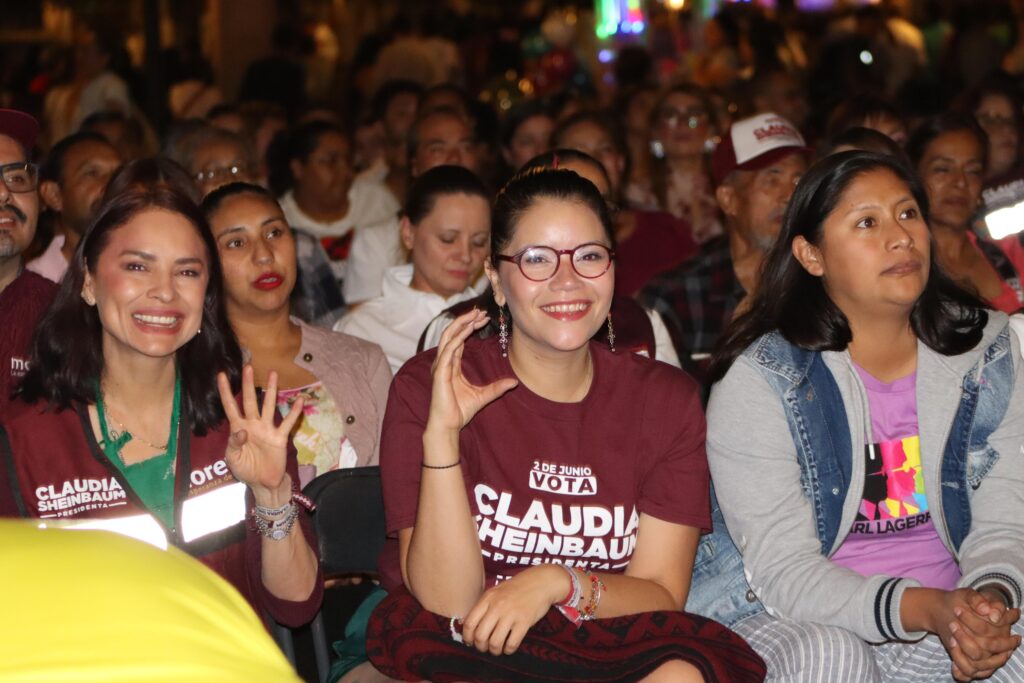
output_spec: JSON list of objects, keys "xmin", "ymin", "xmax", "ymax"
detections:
[{"xmin": 734, "ymin": 612, "xmax": 1024, "ymax": 682}]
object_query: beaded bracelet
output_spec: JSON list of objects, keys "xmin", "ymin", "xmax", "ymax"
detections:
[
  {"xmin": 449, "ymin": 616, "xmax": 464, "ymax": 643},
  {"xmin": 254, "ymin": 491, "xmax": 317, "ymax": 519},
  {"xmin": 579, "ymin": 570, "xmax": 605, "ymax": 622},
  {"xmin": 253, "ymin": 502, "xmax": 299, "ymax": 540}
]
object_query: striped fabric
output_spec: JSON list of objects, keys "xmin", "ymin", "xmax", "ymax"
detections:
[{"xmin": 735, "ymin": 612, "xmax": 1024, "ymax": 682}]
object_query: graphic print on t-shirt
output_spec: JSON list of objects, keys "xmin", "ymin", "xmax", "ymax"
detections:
[
  {"xmin": 852, "ymin": 435, "xmax": 930, "ymax": 534},
  {"xmin": 473, "ymin": 459, "xmax": 640, "ymax": 582}
]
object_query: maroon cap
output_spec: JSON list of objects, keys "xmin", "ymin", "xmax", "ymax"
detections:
[
  {"xmin": 0, "ymin": 109, "xmax": 40, "ymax": 154},
  {"xmin": 710, "ymin": 112, "xmax": 811, "ymax": 186}
]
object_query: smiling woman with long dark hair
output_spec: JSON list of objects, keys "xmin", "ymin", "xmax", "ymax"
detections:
[
  {"xmin": 1, "ymin": 180, "xmax": 322, "ymax": 627},
  {"xmin": 365, "ymin": 168, "xmax": 765, "ymax": 682},
  {"xmin": 701, "ymin": 151, "xmax": 1024, "ymax": 681}
]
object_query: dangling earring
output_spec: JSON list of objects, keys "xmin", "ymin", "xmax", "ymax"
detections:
[
  {"xmin": 649, "ymin": 140, "xmax": 665, "ymax": 159},
  {"xmin": 498, "ymin": 307, "xmax": 509, "ymax": 358},
  {"xmin": 196, "ymin": 327, "xmax": 202, "ymax": 336},
  {"xmin": 606, "ymin": 312, "xmax": 616, "ymax": 353}
]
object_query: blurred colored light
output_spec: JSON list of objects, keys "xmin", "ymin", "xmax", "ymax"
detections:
[
  {"xmin": 859, "ymin": 50, "xmax": 874, "ymax": 65},
  {"xmin": 598, "ymin": 49, "xmax": 614, "ymax": 63}
]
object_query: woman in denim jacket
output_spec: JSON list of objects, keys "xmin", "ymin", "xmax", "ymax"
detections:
[{"xmin": 701, "ymin": 151, "xmax": 1024, "ymax": 681}]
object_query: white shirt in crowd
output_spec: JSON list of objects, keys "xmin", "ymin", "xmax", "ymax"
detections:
[
  {"xmin": 26, "ymin": 234, "xmax": 68, "ymax": 284},
  {"xmin": 279, "ymin": 179, "xmax": 400, "ymax": 281},
  {"xmin": 343, "ymin": 216, "xmax": 405, "ymax": 304},
  {"xmin": 334, "ymin": 263, "xmax": 481, "ymax": 374}
]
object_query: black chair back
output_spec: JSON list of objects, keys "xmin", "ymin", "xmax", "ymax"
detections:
[{"xmin": 302, "ymin": 466, "xmax": 386, "ymax": 576}]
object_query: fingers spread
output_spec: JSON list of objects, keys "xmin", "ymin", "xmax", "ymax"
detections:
[
  {"xmin": 241, "ymin": 365, "xmax": 259, "ymax": 418},
  {"xmin": 217, "ymin": 372, "xmax": 242, "ymax": 424},
  {"xmin": 261, "ymin": 370, "xmax": 278, "ymax": 418},
  {"xmin": 281, "ymin": 396, "xmax": 305, "ymax": 433}
]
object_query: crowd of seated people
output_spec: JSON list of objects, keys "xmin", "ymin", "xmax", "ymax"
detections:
[{"xmin": 4, "ymin": 5, "xmax": 1024, "ymax": 681}]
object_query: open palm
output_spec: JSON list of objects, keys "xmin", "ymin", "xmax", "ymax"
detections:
[{"xmin": 217, "ymin": 365, "xmax": 304, "ymax": 495}]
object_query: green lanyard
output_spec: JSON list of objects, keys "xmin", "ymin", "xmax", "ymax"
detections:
[{"xmin": 95, "ymin": 375, "xmax": 181, "ymax": 529}]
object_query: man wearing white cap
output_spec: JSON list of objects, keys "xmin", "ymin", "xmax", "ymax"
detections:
[
  {"xmin": 639, "ymin": 112, "xmax": 808, "ymax": 387},
  {"xmin": 0, "ymin": 109, "xmax": 57, "ymax": 421}
]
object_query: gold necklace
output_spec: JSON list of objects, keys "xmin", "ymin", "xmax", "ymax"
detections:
[{"xmin": 101, "ymin": 397, "xmax": 170, "ymax": 451}]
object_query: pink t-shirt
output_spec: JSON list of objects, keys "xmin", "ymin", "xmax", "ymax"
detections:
[
  {"xmin": 379, "ymin": 336, "xmax": 710, "ymax": 588},
  {"xmin": 831, "ymin": 366, "xmax": 961, "ymax": 589}
]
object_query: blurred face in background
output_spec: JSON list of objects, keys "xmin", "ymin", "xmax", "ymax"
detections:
[
  {"xmin": 975, "ymin": 93, "xmax": 1019, "ymax": 180},
  {"xmin": 555, "ymin": 121, "xmax": 624, "ymax": 196},
  {"xmin": 292, "ymin": 131, "xmax": 354, "ymax": 211},
  {"xmin": 504, "ymin": 114, "xmax": 555, "ymax": 171},
  {"xmin": 191, "ymin": 139, "xmax": 256, "ymax": 197},
  {"xmin": 401, "ymin": 192, "xmax": 490, "ymax": 299},
  {"xmin": 654, "ymin": 91, "xmax": 713, "ymax": 160},
  {"xmin": 43, "ymin": 138, "xmax": 121, "ymax": 236},
  {"xmin": 917, "ymin": 130, "xmax": 985, "ymax": 230},
  {"xmin": 412, "ymin": 113, "xmax": 478, "ymax": 176}
]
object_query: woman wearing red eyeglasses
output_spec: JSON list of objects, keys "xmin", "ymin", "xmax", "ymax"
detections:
[{"xmin": 365, "ymin": 168, "xmax": 765, "ymax": 682}]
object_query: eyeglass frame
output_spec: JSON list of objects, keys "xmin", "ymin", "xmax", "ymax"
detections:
[
  {"xmin": 193, "ymin": 164, "xmax": 255, "ymax": 184},
  {"xmin": 658, "ymin": 106, "xmax": 709, "ymax": 130},
  {"xmin": 0, "ymin": 162, "xmax": 40, "ymax": 193},
  {"xmin": 494, "ymin": 242, "xmax": 616, "ymax": 282}
]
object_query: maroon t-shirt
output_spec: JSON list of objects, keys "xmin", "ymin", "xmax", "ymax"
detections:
[
  {"xmin": 0, "ymin": 270, "xmax": 56, "ymax": 422},
  {"xmin": 380, "ymin": 336, "xmax": 710, "ymax": 587},
  {"xmin": 614, "ymin": 209, "xmax": 698, "ymax": 296}
]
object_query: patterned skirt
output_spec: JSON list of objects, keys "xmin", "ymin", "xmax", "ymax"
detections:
[{"xmin": 366, "ymin": 587, "xmax": 765, "ymax": 682}]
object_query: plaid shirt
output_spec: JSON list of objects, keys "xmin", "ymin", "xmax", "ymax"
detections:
[
  {"xmin": 637, "ymin": 236, "xmax": 745, "ymax": 371},
  {"xmin": 292, "ymin": 228, "xmax": 347, "ymax": 327}
]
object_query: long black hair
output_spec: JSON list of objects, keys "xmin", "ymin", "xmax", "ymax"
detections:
[
  {"xmin": 19, "ymin": 185, "xmax": 243, "ymax": 434},
  {"xmin": 707, "ymin": 151, "xmax": 988, "ymax": 384}
]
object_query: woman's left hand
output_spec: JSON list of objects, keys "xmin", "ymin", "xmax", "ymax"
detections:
[
  {"xmin": 216, "ymin": 365, "xmax": 305, "ymax": 501},
  {"xmin": 460, "ymin": 565, "xmax": 565, "ymax": 656}
]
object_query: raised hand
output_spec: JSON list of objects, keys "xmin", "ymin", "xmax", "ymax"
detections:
[
  {"xmin": 216, "ymin": 365, "xmax": 305, "ymax": 501},
  {"xmin": 427, "ymin": 309, "xmax": 518, "ymax": 434}
]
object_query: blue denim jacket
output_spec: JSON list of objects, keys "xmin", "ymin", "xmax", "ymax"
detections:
[{"xmin": 686, "ymin": 324, "xmax": 1016, "ymax": 630}]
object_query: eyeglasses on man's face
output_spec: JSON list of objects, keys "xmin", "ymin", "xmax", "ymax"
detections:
[
  {"xmin": 0, "ymin": 163, "xmax": 39, "ymax": 193},
  {"xmin": 495, "ymin": 242, "xmax": 615, "ymax": 282},
  {"xmin": 194, "ymin": 164, "xmax": 254, "ymax": 185}
]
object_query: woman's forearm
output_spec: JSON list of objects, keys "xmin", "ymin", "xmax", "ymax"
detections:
[
  {"xmin": 406, "ymin": 425, "xmax": 485, "ymax": 616},
  {"xmin": 577, "ymin": 570, "xmax": 681, "ymax": 618},
  {"xmin": 255, "ymin": 484, "xmax": 319, "ymax": 602}
]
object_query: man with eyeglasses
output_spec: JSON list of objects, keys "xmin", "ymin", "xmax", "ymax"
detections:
[
  {"xmin": 28, "ymin": 131, "xmax": 121, "ymax": 283},
  {"xmin": 639, "ymin": 113, "xmax": 808, "ymax": 393},
  {"xmin": 0, "ymin": 110, "xmax": 58, "ymax": 421}
]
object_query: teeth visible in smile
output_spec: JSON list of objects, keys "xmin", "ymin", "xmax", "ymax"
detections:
[
  {"xmin": 134, "ymin": 314, "xmax": 178, "ymax": 326},
  {"xmin": 541, "ymin": 303, "xmax": 588, "ymax": 313}
]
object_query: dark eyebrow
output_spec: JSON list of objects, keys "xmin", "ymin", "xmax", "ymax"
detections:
[
  {"xmin": 121, "ymin": 249, "xmax": 156, "ymax": 261},
  {"xmin": 120, "ymin": 249, "xmax": 204, "ymax": 266},
  {"xmin": 216, "ymin": 226, "xmax": 247, "ymax": 239}
]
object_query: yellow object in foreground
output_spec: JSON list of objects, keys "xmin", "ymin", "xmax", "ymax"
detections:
[{"xmin": 0, "ymin": 520, "xmax": 300, "ymax": 682}]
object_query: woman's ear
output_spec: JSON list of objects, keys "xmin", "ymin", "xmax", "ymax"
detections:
[
  {"xmin": 484, "ymin": 259, "xmax": 506, "ymax": 307},
  {"xmin": 399, "ymin": 216, "xmax": 415, "ymax": 253},
  {"xmin": 81, "ymin": 271, "xmax": 97, "ymax": 306},
  {"xmin": 792, "ymin": 236, "xmax": 824, "ymax": 277}
]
